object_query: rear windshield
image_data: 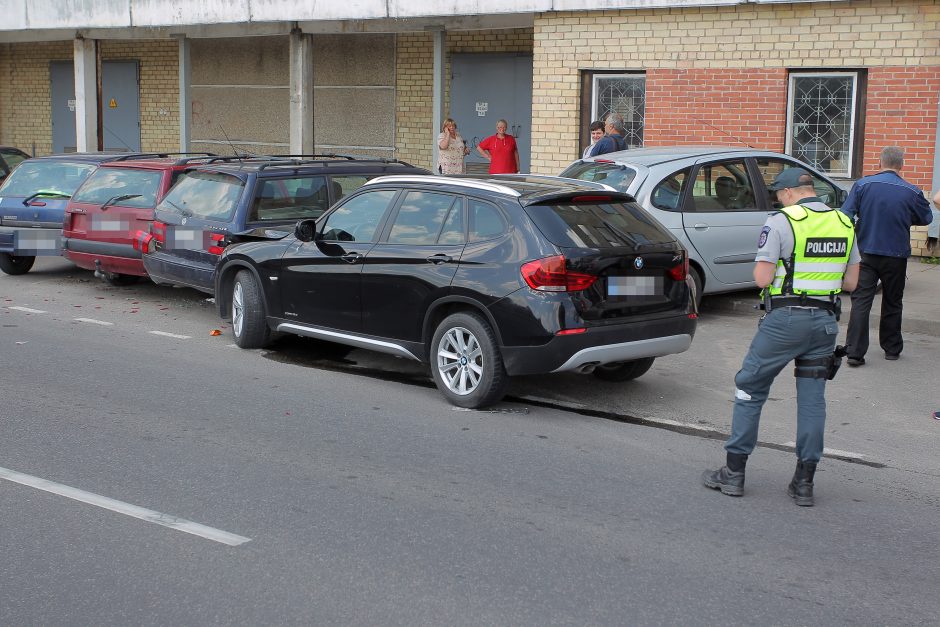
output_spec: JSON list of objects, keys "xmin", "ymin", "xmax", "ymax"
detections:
[
  {"xmin": 524, "ymin": 200, "xmax": 675, "ymax": 249},
  {"xmin": 157, "ymin": 171, "xmax": 245, "ymax": 221},
  {"xmin": 0, "ymin": 160, "xmax": 97, "ymax": 197},
  {"xmin": 73, "ymin": 167, "xmax": 164, "ymax": 208},
  {"xmin": 559, "ymin": 162, "xmax": 638, "ymax": 192}
]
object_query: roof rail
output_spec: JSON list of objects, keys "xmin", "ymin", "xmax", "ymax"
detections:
[
  {"xmin": 107, "ymin": 152, "xmax": 172, "ymax": 162},
  {"xmin": 364, "ymin": 175, "xmax": 521, "ymax": 197}
]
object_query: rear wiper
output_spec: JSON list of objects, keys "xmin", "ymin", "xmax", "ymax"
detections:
[
  {"xmin": 161, "ymin": 199, "xmax": 192, "ymax": 218},
  {"xmin": 22, "ymin": 191, "xmax": 70, "ymax": 206},
  {"xmin": 600, "ymin": 218, "xmax": 637, "ymax": 246},
  {"xmin": 100, "ymin": 194, "xmax": 141, "ymax": 211}
]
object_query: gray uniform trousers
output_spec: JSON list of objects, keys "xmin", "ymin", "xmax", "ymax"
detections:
[{"xmin": 724, "ymin": 306, "xmax": 840, "ymax": 463}]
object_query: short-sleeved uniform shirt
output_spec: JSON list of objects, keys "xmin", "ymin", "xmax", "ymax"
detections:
[
  {"xmin": 478, "ymin": 134, "xmax": 518, "ymax": 174},
  {"xmin": 756, "ymin": 198, "xmax": 861, "ymax": 268}
]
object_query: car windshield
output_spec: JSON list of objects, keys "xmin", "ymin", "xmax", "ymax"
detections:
[
  {"xmin": 524, "ymin": 199, "xmax": 674, "ymax": 249},
  {"xmin": 559, "ymin": 162, "xmax": 638, "ymax": 192},
  {"xmin": 157, "ymin": 171, "xmax": 244, "ymax": 221},
  {"xmin": 72, "ymin": 167, "xmax": 164, "ymax": 208},
  {"xmin": 0, "ymin": 160, "xmax": 97, "ymax": 197}
]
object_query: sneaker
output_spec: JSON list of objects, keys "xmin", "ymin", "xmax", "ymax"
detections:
[
  {"xmin": 884, "ymin": 354, "xmax": 900, "ymax": 361},
  {"xmin": 847, "ymin": 357, "xmax": 865, "ymax": 367}
]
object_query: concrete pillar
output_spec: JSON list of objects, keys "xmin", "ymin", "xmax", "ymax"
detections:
[
  {"xmin": 431, "ymin": 29, "xmax": 445, "ymax": 172},
  {"xmin": 177, "ymin": 36, "xmax": 192, "ymax": 153},
  {"xmin": 73, "ymin": 38, "xmax": 98, "ymax": 152},
  {"xmin": 289, "ymin": 28, "xmax": 314, "ymax": 156}
]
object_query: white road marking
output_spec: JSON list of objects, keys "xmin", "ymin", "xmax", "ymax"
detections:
[
  {"xmin": 149, "ymin": 331, "xmax": 192, "ymax": 340},
  {"xmin": 0, "ymin": 465, "xmax": 251, "ymax": 546},
  {"xmin": 782, "ymin": 442, "xmax": 866, "ymax": 459},
  {"xmin": 74, "ymin": 318, "xmax": 114, "ymax": 326},
  {"xmin": 8, "ymin": 306, "xmax": 47, "ymax": 314}
]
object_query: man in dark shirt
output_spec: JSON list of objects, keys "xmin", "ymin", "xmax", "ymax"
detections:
[
  {"xmin": 588, "ymin": 113, "xmax": 627, "ymax": 157},
  {"xmin": 841, "ymin": 146, "xmax": 933, "ymax": 366}
]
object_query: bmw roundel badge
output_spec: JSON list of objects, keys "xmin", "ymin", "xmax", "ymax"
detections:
[{"xmin": 634, "ymin": 257, "xmax": 644, "ymax": 270}]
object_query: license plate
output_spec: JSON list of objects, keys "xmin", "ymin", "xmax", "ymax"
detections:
[{"xmin": 607, "ymin": 276, "xmax": 661, "ymax": 296}]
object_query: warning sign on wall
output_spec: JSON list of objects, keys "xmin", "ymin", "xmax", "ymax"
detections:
[{"xmin": 109, "ymin": 98, "xmax": 117, "ymax": 108}]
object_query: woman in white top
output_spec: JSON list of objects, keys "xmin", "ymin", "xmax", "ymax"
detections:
[{"xmin": 437, "ymin": 118, "xmax": 470, "ymax": 175}]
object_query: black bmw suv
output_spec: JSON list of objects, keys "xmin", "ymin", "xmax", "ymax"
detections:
[{"xmin": 215, "ymin": 175, "xmax": 697, "ymax": 408}]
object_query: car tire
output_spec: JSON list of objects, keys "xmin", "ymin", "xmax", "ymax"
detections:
[
  {"xmin": 0, "ymin": 253, "xmax": 35, "ymax": 275},
  {"xmin": 232, "ymin": 270, "xmax": 271, "ymax": 349},
  {"xmin": 105, "ymin": 274, "xmax": 140, "ymax": 287},
  {"xmin": 689, "ymin": 266, "xmax": 703, "ymax": 309},
  {"xmin": 592, "ymin": 357, "xmax": 655, "ymax": 382},
  {"xmin": 430, "ymin": 311, "xmax": 508, "ymax": 409}
]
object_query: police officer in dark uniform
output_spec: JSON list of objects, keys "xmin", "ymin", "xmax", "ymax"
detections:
[{"xmin": 702, "ymin": 168, "xmax": 860, "ymax": 507}]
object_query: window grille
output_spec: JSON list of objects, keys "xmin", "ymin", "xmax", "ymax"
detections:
[{"xmin": 786, "ymin": 73, "xmax": 858, "ymax": 178}]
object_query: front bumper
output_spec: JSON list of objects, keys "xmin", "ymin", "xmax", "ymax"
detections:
[
  {"xmin": 501, "ymin": 314, "xmax": 696, "ymax": 376},
  {"xmin": 0, "ymin": 227, "xmax": 63, "ymax": 256}
]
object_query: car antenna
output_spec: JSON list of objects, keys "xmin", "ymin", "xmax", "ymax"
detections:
[
  {"xmin": 689, "ymin": 117, "xmax": 755, "ymax": 149},
  {"xmin": 218, "ymin": 124, "xmax": 243, "ymax": 161}
]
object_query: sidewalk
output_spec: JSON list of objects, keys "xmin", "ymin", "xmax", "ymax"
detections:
[{"xmin": 700, "ymin": 259, "xmax": 940, "ymax": 337}]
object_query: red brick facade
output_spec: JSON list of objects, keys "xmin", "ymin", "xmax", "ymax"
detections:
[{"xmin": 645, "ymin": 68, "xmax": 788, "ymax": 152}]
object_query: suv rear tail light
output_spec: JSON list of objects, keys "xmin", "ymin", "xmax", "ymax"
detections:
[
  {"xmin": 207, "ymin": 232, "xmax": 228, "ymax": 256},
  {"xmin": 669, "ymin": 254, "xmax": 689, "ymax": 281},
  {"xmin": 152, "ymin": 221, "xmax": 166, "ymax": 244},
  {"xmin": 521, "ymin": 255, "xmax": 597, "ymax": 292},
  {"xmin": 133, "ymin": 230, "xmax": 155, "ymax": 254}
]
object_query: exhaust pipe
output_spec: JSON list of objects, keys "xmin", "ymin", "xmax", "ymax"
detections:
[{"xmin": 576, "ymin": 361, "xmax": 600, "ymax": 374}]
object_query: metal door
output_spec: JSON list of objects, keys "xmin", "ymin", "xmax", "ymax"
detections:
[
  {"xmin": 50, "ymin": 61, "xmax": 141, "ymax": 153},
  {"xmin": 450, "ymin": 54, "xmax": 533, "ymax": 173}
]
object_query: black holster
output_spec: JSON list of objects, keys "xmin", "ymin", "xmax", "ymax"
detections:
[{"xmin": 794, "ymin": 345, "xmax": 847, "ymax": 380}]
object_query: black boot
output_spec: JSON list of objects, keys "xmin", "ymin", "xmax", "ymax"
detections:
[
  {"xmin": 702, "ymin": 452, "xmax": 748, "ymax": 496},
  {"xmin": 787, "ymin": 460, "xmax": 817, "ymax": 507}
]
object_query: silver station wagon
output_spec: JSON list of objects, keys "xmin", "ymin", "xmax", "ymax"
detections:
[{"xmin": 560, "ymin": 146, "xmax": 848, "ymax": 302}]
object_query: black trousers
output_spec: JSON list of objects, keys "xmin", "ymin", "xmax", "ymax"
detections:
[{"xmin": 845, "ymin": 253, "xmax": 908, "ymax": 358}]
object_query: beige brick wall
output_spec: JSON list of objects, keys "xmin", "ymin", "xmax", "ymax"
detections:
[
  {"xmin": 531, "ymin": 0, "xmax": 940, "ymax": 175},
  {"xmin": 394, "ymin": 29, "xmax": 534, "ymax": 171},
  {"xmin": 100, "ymin": 40, "xmax": 179, "ymax": 154},
  {"xmin": 0, "ymin": 41, "xmax": 71, "ymax": 155}
]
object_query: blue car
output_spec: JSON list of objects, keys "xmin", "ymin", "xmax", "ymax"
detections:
[
  {"xmin": 0, "ymin": 153, "xmax": 139, "ymax": 275},
  {"xmin": 141, "ymin": 155, "xmax": 430, "ymax": 294}
]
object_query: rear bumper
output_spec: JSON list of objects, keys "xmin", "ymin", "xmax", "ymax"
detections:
[
  {"xmin": 501, "ymin": 314, "xmax": 696, "ymax": 376},
  {"xmin": 0, "ymin": 227, "xmax": 62, "ymax": 256},
  {"xmin": 142, "ymin": 251, "xmax": 215, "ymax": 293},
  {"xmin": 62, "ymin": 237, "xmax": 146, "ymax": 275}
]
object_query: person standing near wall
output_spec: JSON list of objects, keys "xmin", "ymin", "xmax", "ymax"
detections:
[
  {"xmin": 841, "ymin": 147, "xmax": 933, "ymax": 366},
  {"xmin": 582, "ymin": 120, "xmax": 605, "ymax": 159},
  {"xmin": 588, "ymin": 113, "xmax": 627, "ymax": 157},
  {"xmin": 437, "ymin": 118, "xmax": 470, "ymax": 175},
  {"xmin": 477, "ymin": 119, "xmax": 520, "ymax": 175},
  {"xmin": 702, "ymin": 168, "xmax": 860, "ymax": 507}
]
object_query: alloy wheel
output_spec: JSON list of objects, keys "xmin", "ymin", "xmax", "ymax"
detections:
[
  {"xmin": 232, "ymin": 281, "xmax": 244, "ymax": 337},
  {"xmin": 436, "ymin": 326, "xmax": 484, "ymax": 396}
]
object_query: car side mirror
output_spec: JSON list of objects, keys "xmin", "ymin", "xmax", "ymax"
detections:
[
  {"xmin": 294, "ymin": 218, "xmax": 318, "ymax": 242},
  {"xmin": 839, "ymin": 188, "xmax": 848, "ymax": 203}
]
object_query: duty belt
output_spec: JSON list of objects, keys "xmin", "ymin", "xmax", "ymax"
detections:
[{"xmin": 769, "ymin": 296, "xmax": 838, "ymax": 314}]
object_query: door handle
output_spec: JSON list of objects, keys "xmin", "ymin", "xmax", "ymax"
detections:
[
  {"xmin": 693, "ymin": 223, "xmax": 709, "ymax": 231},
  {"xmin": 340, "ymin": 252, "xmax": 363, "ymax": 263},
  {"xmin": 426, "ymin": 253, "xmax": 452, "ymax": 265}
]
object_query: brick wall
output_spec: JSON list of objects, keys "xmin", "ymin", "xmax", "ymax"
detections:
[
  {"xmin": 0, "ymin": 41, "xmax": 71, "ymax": 155},
  {"xmin": 100, "ymin": 40, "xmax": 179, "ymax": 154}
]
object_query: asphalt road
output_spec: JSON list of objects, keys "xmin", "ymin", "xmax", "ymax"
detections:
[{"xmin": 2, "ymin": 258, "xmax": 939, "ymax": 625}]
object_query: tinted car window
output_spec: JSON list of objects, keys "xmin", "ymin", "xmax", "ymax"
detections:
[
  {"xmin": 249, "ymin": 175, "xmax": 329, "ymax": 222},
  {"xmin": 1, "ymin": 150, "xmax": 27, "ymax": 171},
  {"xmin": 438, "ymin": 200, "xmax": 465, "ymax": 245},
  {"xmin": 331, "ymin": 175, "xmax": 374, "ymax": 202},
  {"xmin": 469, "ymin": 199, "xmax": 508, "ymax": 242},
  {"xmin": 650, "ymin": 168, "xmax": 691, "ymax": 211},
  {"xmin": 157, "ymin": 171, "xmax": 244, "ymax": 221},
  {"xmin": 524, "ymin": 200, "xmax": 675, "ymax": 248},
  {"xmin": 0, "ymin": 160, "xmax": 97, "ymax": 196},
  {"xmin": 321, "ymin": 189, "xmax": 396, "ymax": 243},
  {"xmin": 687, "ymin": 160, "xmax": 756, "ymax": 212},
  {"xmin": 559, "ymin": 161, "xmax": 638, "ymax": 191},
  {"xmin": 756, "ymin": 158, "xmax": 842, "ymax": 208},
  {"xmin": 73, "ymin": 168, "xmax": 163, "ymax": 208},
  {"xmin": 387, "ymin": 191, "xmax": 457, "ymax": 245}
]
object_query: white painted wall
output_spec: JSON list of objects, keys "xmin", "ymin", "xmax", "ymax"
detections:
[{"xmin": 0, "ymin": 0, "xmax": 837, "ymax": 33}]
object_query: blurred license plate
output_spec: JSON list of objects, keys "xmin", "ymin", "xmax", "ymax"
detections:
[{"xmin": 608, "ymin": 276, "xmax": 661, "ymax": 296}]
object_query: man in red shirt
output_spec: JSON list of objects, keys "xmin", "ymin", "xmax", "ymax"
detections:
[{"xmin": 476, "ymin": 119, "xmax": 520, "ymax": 174}]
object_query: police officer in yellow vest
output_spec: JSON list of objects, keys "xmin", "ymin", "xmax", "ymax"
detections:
[{"xmin": 703, "ymin": 168, "xmax": 860, "ymax": 507}]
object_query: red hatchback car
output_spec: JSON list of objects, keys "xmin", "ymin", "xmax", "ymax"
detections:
[{"xmin": 62, "ymin": 156, "xmax": 212, "ymax": 285}]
